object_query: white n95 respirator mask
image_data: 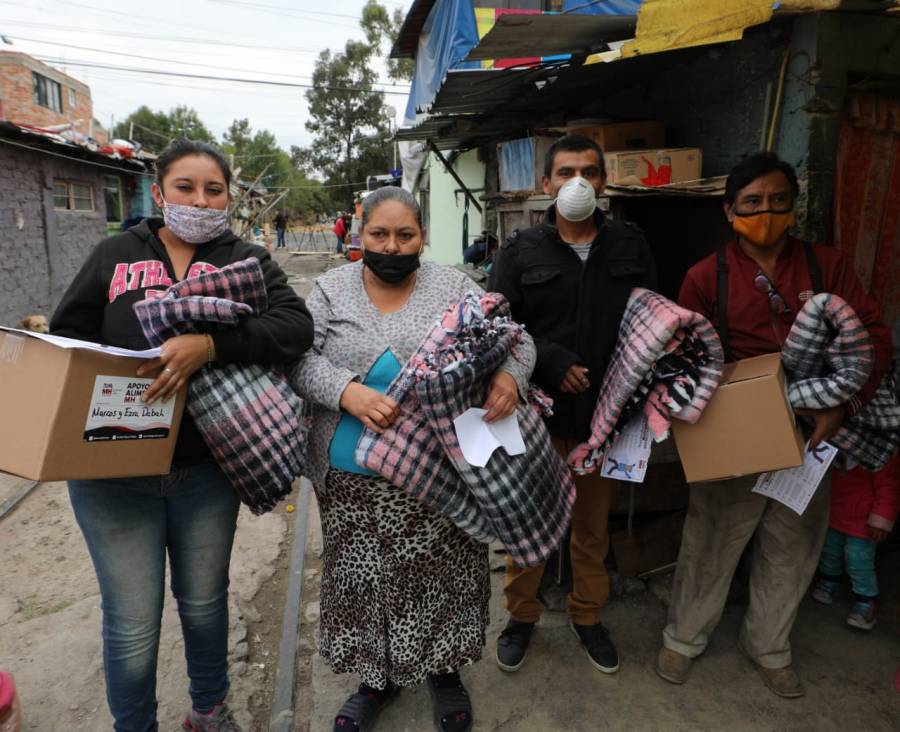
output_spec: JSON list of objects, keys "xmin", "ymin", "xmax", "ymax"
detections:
[{"xmin": 555, "ymin": 176, "xmax": 597, "ymax": 222}]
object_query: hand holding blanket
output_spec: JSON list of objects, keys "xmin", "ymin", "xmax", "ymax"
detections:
[
  {"xmin": 782, "ymin": 293, "xmax": 900, "ymax": 470},
  {"xmin": 567, "ymin": 288, "xmax": 725, "ymax": 475},
  {"xmin": 134, "ymin": 257, "xmax": 305, "ymax": 514},
  {"xmin": 355, "ymin": 291, "xmax": 575, "ymax": 567}
]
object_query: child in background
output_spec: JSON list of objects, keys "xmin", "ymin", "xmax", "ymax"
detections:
[
  {"xmin": 812, "ymin": 452, "xmax": 899, "ymax": 629},
  {"xmin": 814, "ymin": 320, "xmax": 900, "ymax": 629},
  {"xmin": 0, "ymin": 671, "xmax": 21, "ymax": 732}
]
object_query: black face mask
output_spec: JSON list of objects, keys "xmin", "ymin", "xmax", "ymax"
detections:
[{"xmin": 363, "ymin": 249, "xmax": 421, "ymax": 284}]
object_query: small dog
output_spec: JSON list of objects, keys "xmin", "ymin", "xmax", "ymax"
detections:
[{"xmin": 21, "ymin": 315, "xmax": 49, "ymax": 333}]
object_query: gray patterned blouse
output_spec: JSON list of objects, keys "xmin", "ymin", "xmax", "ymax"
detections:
[{"xmin": 292, "ymin": 259, "xmax": 536, "ymax": 492}]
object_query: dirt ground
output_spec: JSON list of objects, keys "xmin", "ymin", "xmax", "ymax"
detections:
[{"xmin": 2, "ymin": 248, "xmax": 899, "ymax": 731}]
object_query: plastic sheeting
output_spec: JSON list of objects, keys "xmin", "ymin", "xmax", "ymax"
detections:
[
  {"xmin": 561, "ymin": 0, "xmax": 643, "ymax": 14},
  {"xmin": 402, "ymin": 0, "xmax": 479, "ymax": 123},
  {"xmin": 499, "ymin": 138, "xmax": 536, "ymax": 192}
]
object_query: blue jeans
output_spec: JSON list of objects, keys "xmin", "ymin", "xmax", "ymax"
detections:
[
  {"xmin": 818, "ymin": 527, "xmax": 878, "ymax": 599},
  {"xmin": 69, "ymin": 460, "xmax": 240, "ymax": 732},
  {"xmin": 276, "ymin": 227, "xmax": 286, "ymax": 247}
]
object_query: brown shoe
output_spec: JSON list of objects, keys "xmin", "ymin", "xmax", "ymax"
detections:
[
  {"xmin": 655, "ymin": 647, "xmax": 692, "ymax": 684},
  {"xmin": 757, "ymin": 664, "xmax": 805, "ymax": 699}
]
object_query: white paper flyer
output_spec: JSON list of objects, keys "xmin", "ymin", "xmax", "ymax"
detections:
[
  {"xmin": 601, "ymin": 414, "xmax": 653, "ymax": 483},
  {"xmin": 752, "ymin": 441, "xmax": 838, "ymax": 515},
  {"xmin": 453, "ymin": 408, "xmax": 526, "ymax": 468}
]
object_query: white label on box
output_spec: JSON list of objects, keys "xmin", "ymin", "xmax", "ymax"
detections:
[
  {"xmin": 601, "ymin": 414, "xmax": 652, "ymax": 483},
  {"xmin": 83, "ymin": 376, "xmax": 176, "ymax": 442},
  {"xmin": 752, "ymin": 440, "xmax": 837, "ymax": 515}
]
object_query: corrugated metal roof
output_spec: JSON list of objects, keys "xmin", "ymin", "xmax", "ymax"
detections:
[
  {"xmin": 463, "ymin": 13, "xmax": 637, "ymax": 62},
  {"xmin": 391, "ymin": 0, "xmax": 439, "ymax": 58}
]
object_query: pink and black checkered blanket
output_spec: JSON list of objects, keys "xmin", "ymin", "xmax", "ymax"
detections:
[
  {"xmin": 782, "ymin": 293, "xmax": 900, "ymax": 470},
  {"xmin": 134, "ymin": 257, "xmax": 304, "ymax": 514},
  {"xmin": 355, "ymin": 291, "xmax": 575, "ymax": 567},
  {"xmin": 567, "ymin": 288, "xmax": 725, "ymax": 475}
]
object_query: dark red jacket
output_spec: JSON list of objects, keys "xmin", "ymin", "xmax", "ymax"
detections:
[
  {"xmin": 830, "ymin": 453, "xmax": 899, "ymax": 539},
  {"xmin": 679, "ymin": 236, "xmax": 892, "ymax": 408}
]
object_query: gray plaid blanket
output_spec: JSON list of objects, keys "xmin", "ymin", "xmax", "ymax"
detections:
[
  {"xmin": 134, "ymin": 257, "xmax": 305, "ymax": 514},
  {"xmin": 356, "ymin": 291, "xmax": 575, "ymax": 567},
  {"xmin": 782, "ymin": 292, "xmax": 900, "ymax": 470}
]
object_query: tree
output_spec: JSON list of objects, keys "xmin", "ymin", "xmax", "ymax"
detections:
[
  {"xmin": 112, "ymin": 105, "xmax": 215, "ymax": 151},
  {"xmin": 302, "ymin": 41, "xmax": 393, "ymax": 208},
  {"xmin": 360, "ymin": 0, "xmax": 414, "ymax": 83},
  {"xmin": 223, "ymin": 118, "xmax": 329, "ymax": 219}
]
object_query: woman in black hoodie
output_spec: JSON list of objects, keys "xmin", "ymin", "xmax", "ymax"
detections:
[{"xmin": 51, "ymin": 139, "xmax": 313, "ymax": 732}]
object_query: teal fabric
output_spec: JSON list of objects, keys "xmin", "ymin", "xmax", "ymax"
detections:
[
  {"xmin": 328, "ymin": 349, "xmax": 402, "ymax": 475},
  {"xmin": 818, "ymin": 527, "xmax": 879, "ymax": 598}
]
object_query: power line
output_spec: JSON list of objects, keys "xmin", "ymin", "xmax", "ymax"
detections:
[
  {"xmin": 210, "ymin": 0, "xmax": 361, "ymax": 20},
  {"xmin": 0, "ymin": 19, "xmax": 323, "ymax": 53},
  {"xmin": 207, "ymin": 0, "xmax": 361, "ymax": 27},
  {"xmin": 33, "ymin": 57, "xmax": 412, "ymax": 96},
  {"xmin": 13, "ymin": 35, "xmax": 409, "ymax": 88}
]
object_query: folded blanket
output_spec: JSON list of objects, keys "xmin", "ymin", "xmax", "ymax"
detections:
[
  {"xmin": 782, "ymin": 293, "xmax": 900, "ymax": 470},
  {"xmin": 134, "ymin": 258, "xmax": 305, "ymax": 514},
  {"xmin": 568, "ymin": 288, "xmax": 725, "ymax": 475},
  {"xmin": 356, "ymin": 291, "xmax": 575, "ymax": 567}
]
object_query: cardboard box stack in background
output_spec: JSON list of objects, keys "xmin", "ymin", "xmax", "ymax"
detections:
[
  {"xmin": 0, "ymin": 329, "xmax": 186, "ymax": 481},
  {"xmin": 671, "ymin": 353, "xmax": 805, "ymax": 483},
  {"xmin": 552, "ymin": 120, "xmax": 666, "ymax": 153},
  {"xmin": 604, "ymin": 148, "xmax": 703, "ymax": 187}
]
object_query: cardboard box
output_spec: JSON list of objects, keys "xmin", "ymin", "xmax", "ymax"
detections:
[
  {"xmin": 0, "ymin": 329, "xmax": 186, "ymax": 481},
  {"xmin": 671, "ymin": 353, "xmax": 804, "ymax": 483},
  {"xmin": 604, "ymin": 147, "xmax": 702, "ymax": 187},
  {"xmin": 553, "ymin": 120, "xmax": 666, "ymax": 152}
]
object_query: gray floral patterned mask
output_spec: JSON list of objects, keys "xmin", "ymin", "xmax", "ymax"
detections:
[{"xmin": 162, "ymin": 201, "xmax": 230, "ymax": 244}]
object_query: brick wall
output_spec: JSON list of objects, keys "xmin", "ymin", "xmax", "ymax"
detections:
[
  {"xmin": 0, "ymin": 144, "xmax": 109, "ymax": 326},
  {"xmin": 0, "ymin": 53, "xmax": 95, "ymax": 138}
]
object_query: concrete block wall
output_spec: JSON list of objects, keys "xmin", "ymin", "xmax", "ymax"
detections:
[
  {"xmin": 0, "ymin": 144, "xmax": 108, "ymax": 326},
  {"xmin": 0, "ymin": 52, "xmax": 95, "ymax": 138}
]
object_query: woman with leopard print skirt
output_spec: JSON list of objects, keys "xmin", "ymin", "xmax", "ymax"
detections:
[{"xmin": 291, "ymin": 187, "xmax": 535, "ymax": 732}]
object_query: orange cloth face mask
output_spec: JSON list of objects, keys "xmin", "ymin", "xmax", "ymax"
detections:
[{"xmin": 732, "ymin": 211, "xmax": 795, "ymax": 248}]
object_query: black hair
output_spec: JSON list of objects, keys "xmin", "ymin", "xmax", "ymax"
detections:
[
  {"xmin": 154, "ymin": 138, "xmax": 232, "ymax": 191},
  {"xmin": 544, "ymin": 134, "xmax": 605, "ymax": 178},
  {"xmin": 360, "ymin": 186, "xmax": 423, "ymax": 230},
  {"xmin": 724, "ymin": 152, "xmax": 799, "ymax": 204}
]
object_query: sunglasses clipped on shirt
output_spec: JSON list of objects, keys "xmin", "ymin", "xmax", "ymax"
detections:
[{"xmin": 753, "ymin": 270, "xmax": 791, "ymax": 316}]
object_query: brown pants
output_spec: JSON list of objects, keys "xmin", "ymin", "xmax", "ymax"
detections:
[
  {"xmin": 663, "ymin": 472, "xmax": 832, "ymax": 669},
  {"xmin": 503, "ymin": 437, "xmax": 616, "ymax": 626}
]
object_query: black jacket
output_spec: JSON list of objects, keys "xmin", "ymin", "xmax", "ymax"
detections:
[
  {"xmin": 51, "ymin": 218, "xmax": 314, "ymax": 459},
  {"xmin": 489, "ymin": 207, "xmax": 657, "ymax": 439}
]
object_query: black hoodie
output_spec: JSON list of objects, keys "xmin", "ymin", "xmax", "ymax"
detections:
[{"xmin": 51, "ymin": 217, "xmax": 314, "ymax": 461}]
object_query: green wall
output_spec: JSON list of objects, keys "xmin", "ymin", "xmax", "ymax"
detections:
[{"xmin": 424, "ymin": 149, "xmax": 485, "ymax": 266}]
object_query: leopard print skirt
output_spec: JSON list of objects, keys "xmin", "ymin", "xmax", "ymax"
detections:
[{"xmin": 316, "ymin": 469, "xmax": 490, "ymax": 689}]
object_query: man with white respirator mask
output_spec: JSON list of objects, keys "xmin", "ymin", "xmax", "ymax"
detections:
[{"xmin": 490, "ymin": 135, "xmax": 657, "ymax": 677}]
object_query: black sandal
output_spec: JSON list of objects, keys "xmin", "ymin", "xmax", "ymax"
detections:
[
  {"xmin": 333, "ymin": 682, "xmax": 399, "ymax": 732},
  {"xmin": 427, "ymin": 673, "xmax": 473, "ymax": 732}
]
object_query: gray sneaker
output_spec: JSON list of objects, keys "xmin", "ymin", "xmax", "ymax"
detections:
[{"xmin": 182, "ymin": 703, "xmax": 242, "ymax": 732}]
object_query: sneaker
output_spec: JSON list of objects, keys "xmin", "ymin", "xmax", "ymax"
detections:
[
  {"xmin": 495, "ymin": 619, "xmax": 535, "ymax": 672},
  {"xmin": 811, "ymin": 579, "xmax": 835, "ymax": 606},
  {"xmin": 655, "ymin": 647, "xmax": 692, "ymax": 684},
  {"xmin": 570, "ymin": 620, "xmax": 620, "ymax": 674},
  {"xmin": 846, "ymin": 599, "xmax": 876, "ymax": 630},
  {"xmin": 182, "ymin": 703, "xmax": 242, "ymax": 731}
]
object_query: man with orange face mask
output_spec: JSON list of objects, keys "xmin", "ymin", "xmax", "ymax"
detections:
[{"xmin": 656, "ymin": 152, "xmax": 892, "ymax": 698}]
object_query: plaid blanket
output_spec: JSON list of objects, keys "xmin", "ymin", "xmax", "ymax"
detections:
[
  {"xmin": 134, "ymin": 257, "xmax": 304, "ymax": 514},
  {"xmin": 356, "ymin": 291, "xmax": 575, "ymax": 567},
  {"xmin": 782, "ymin": 293, "xmax": 900, "ymax": 470},
  {"xmin": 568, "ymin": 288, "xmax": 725, "ymax": 475}
]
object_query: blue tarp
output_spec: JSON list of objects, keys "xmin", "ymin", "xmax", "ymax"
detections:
[
  {"xmin": 561, "ymin": 0, "xmax": 643, "ymax": 14},
  {"xmin": 403, "ymin": 0, "xmax": 479, "ymax": 123}
]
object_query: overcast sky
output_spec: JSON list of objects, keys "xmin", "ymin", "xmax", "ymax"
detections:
[{"xmin": 0, "ymin": 0, "xmax": 411, "ymax": 151}]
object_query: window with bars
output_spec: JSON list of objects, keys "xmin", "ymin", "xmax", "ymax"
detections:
[
  {"xmin": 33, "ymin": 72, "xmax": 63, "ymax": 113},
  {"xmin": 54, "ymin": 180, "xmax": 95, "ymax": 212},
  {"xmin": 68, "ymin": 88, "xmax": 76, "ymax": 109}
]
